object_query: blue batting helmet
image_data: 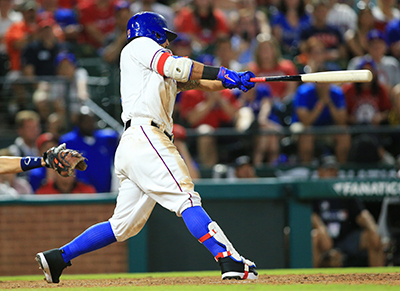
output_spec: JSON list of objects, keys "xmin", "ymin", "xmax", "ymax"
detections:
[{"xmin": 126, "ymin": 11, "xmax": 177, "ymax": 44}]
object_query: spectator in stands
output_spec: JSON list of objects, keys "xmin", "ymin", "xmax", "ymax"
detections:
[
  {"xmin": 31, "ymin": 82, "xmax": 55, "ymax": 129},
  {"xmin": 47, "ymin": 112, "xmax": 67, "ymax": 140},
  {"xmin": 8, "ymin": 110, "xmax": 41, "ymax": 157},
  {"xmin": 344, "ymin": 1, "xmax": 375, "ymax": 58},
  {"xmin": 169, "ymin": 33, "xmax": 193, "ymax": 58},
  {"xmin": 59, "ymin": 106, "xmax": 119, "ymax": 193},
  {"xmin": 250, "ymin": 33, "xmax": 298, "ymax": 103},
  {"xmin": 229, "ymin": 0, "xmax": 270, "ymax": 65},
  {"xmin": 36, "ymin": 1, "xmax": 65, "ymax": 41},
  {"xmin": 21, "ymin": 18, "xmax": 64, "ymax": 77},
  {"xmin": 348, "ymin": 29, "xmax": 400, "ymax": 92},
  {"xmin": 0, "ymin": 0, "xmax": 22, "ymax": 77},
  {"xmin": 371, "ymin": 0, "xmax": 400, "ymax": 31},
  {"xmin": 292, "ymin": 68, "xmax": 350, "ymax": 164},
  {"xmin": 0, "ymin": 148, "xmax": 33, "ymax": 194},
  {"xmin": 102, "ymin": 0, "xmax": 131, "ymax": 66},
  {"xmin": 270, "ymin": 0, "xmax": 311, "ymax": 57},
  {"xmin": 174, "ymin": 0, "xmax": 230, "ymax": 52},
  {"xmin": 130, "ymin": 0, "xmax": 175, "ymax": 30},
  {"xmin": 235, "ymin": 83, "xmax": 277, "ymax": 166},
  {"xmin": 377, "ymin": 154, "xmax": 400, "ymax": 266},
  {"xmin": 51, "ymin": 52, "xmax": 90, "ymax": 118},
  {"xmin": 28, "ymin": 132, "xmax": 59, "ymax": 191},
  {"xmin": 173, "ymin": 124, "xmax": 200, "ymax": 180},
  {"xmin": 312, "ymin": 155, "xmax": 385, "ymax": 267},
  {"xmin": 298, "ymin": 36, "xmax": 340, "ymax": 74},
  {"xmin": 3, "ymin": 0, "xmax": 37, "ymax": 74},
  {"xmin": 386, "ymin": 84, "xmax": 400, "ymax": 158},
  {"xmin": 385, "ymin": 16, "xmax": 400, "ymax": 59},
  {"xmin": 343, "ymin": 58, "xmax": 391, "ymax": 126},
  {"xmin": 77, "ymin": 0, "xmax": 115, "ymax": 51},
  {"xmin": 344, "ymin": 58, "xmax": 395, "ymax": 165},
  {"xmin": 53, "ymin": 8, "xmax": 81, "ymax": 47},
  {"xmin": 179, "ymin": 88, "xmax": 241, "ymax": 167},
  {"xmin": 233, "ymin": 155, "xmax": 258, "ymax": 178},
  {"xmin": 213, "ymin": 37, "xmax": 243, "ymax": 72},
  {"xmin": 35, "ymin": 170, "xmax": 97, "ymax": 194},
  {"xmin": 326, "ymin": 0, "xmax": 357, "ymax": 35},
  {"xmin": 299, "ymin": 0, "xmax": 347, "ymax": 65},
  {"xmin": 247, "ymin": 34, "xmax": 298, "ymax": 164}
]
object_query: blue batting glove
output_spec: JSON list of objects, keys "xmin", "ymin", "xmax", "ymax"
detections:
[
  {"xmin": 217, "ymin": 67, "xmax": 241, "ymax": 89},
  {"xmin": 238, "ymin": 71, "xmax": 256, "ymax": 92}
]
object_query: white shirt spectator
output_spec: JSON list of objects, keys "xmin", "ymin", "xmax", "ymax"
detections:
[
  {"xmin": 348, "ymin": 54, "xmax": 400, "ymax": 89},
  {"xmin": 326, "ymin": 2, "xmax": 358, "ymax": 35}
]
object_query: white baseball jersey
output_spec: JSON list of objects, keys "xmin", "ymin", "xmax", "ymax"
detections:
[
  {"xmin": 110, "ymin": 36, "xmax": 201, "ymax": 242},
  {"xmin": 119, "ymin": 37, "xmax": 177, "ymax": 134}
]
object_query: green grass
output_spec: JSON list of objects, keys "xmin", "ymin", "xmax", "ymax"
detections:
[{"xmin": 2, "ymin": 267, "xmax": 400, "ymax": 291}]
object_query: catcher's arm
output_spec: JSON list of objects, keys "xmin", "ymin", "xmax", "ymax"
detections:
[{"xmin": 0, "ymin": 156, "xmax": 46, "ymax": 174}]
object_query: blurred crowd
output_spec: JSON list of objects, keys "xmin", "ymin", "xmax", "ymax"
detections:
[{"xmin": 0, "ymin": 0, "xmax": 400, "ymax": 179}]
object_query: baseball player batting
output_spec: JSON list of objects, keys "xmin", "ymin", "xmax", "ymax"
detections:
[{"xmin": 36, "ymin": 11, "xmax": 258, "ymax": 283}]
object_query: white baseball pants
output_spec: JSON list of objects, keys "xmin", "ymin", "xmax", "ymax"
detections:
[{"xmin": 109, "ymin": 119, "xmax": 201, "ymax": 242}]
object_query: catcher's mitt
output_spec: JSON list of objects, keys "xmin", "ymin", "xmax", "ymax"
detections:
[{"xmin": 43, "ymin": 143, "xmax": 88, "ymax": 177}]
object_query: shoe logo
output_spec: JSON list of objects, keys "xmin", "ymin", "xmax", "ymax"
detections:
[{"xmin": 224, "ymin": 75, "xmax": 235, "ymax": 82}]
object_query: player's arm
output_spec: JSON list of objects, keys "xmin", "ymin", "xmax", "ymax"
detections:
[
  {"xmin": 177, "ymin": 79, "xmax": 224, "ymax": 92},
  {"xmin": 177, "ymin": 62, "xmax": 231, "ymax": 91},
  {"xmin": 156, "ymin": 52, "xmax": 255, "ymax": 92},
  {"xmin": 0, "ymin": 156, "xmax": 46, "ymax": 174}
]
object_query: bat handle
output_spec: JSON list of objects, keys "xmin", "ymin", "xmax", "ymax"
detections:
[{"xmin": 249, "ymin": 77, "xmax": 266, "ymax": 82}]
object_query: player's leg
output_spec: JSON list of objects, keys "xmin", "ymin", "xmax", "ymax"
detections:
[
  {"xmin": 36, "ymin": 221, "xmax": 117, "ymax": 283},
  {"xmin": 138, "ymin": 126, "xmax": 258, "ymax": 280},
  {"xmin": 36, "ymin": 176, "xmax": 155, "ymax": 283},
  {"xmin": 181, "ymin": 206, "xmax": 258, "ymax": 280}
]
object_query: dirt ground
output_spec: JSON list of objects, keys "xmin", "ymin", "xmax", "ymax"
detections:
[{"xmin": 1, "ymin": 273, "xmax": 400, "ymax": 289}]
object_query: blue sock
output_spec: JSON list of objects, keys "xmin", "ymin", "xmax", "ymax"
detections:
[
  {"xmin": 181, "ymin": 206, "xmax": 226, "ymax": 257},
  {"xmin": 60, "ymin": 221, "xmax": 117, "ymax": 263}
]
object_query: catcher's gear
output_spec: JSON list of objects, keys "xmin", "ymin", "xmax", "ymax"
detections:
[
  {"xmin": 126, "ymin": 11, "xmax": 177, "ymax": 44},
  {"xmin": 43, "ymin": 143, "xmax": 87, "ymax": 177}
]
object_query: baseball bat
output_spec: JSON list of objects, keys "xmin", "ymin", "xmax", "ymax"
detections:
[{"xmin": 249, "ymin": 70, "xmax": 373, "ymax": 83}]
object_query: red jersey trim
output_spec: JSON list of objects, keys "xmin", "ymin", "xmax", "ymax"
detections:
[{"xmin": 157, "ymin": 52, "xmax": 172, "ymax": 75}]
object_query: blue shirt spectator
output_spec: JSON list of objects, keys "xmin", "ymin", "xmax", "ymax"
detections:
[
  {"xmin": 271, "ymin": 11, "xmax": 311, "ymax": 54},
  {"xmin": 60, "ymin": 110, "xmax": 119, "ymax": 193},
  {"xmin": 385, "ymin": 18, "xmax": 400, "ymax": 58},
  {"xmin": 292, "ymin": 83, "xmax": 346, "ymax": 126}
]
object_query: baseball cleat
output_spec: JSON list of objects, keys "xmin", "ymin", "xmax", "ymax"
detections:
[
  {"xmin": 35, "ymin": 249, "xmax": 71, "ymax": 283},
  {"xmin": 219, "ymin": 256, "xmax": 258, "ymax": 280}
]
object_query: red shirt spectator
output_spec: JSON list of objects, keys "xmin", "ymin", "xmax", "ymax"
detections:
[
  {"xmin": 36, "ymin": 179, "xmax": 97, "ymax": 194},
  {"xmin": 249, "ymin": 59, "xmax": 298, "ymax": 100},
  {"xmin": 174, "ymin": 0, "xmax": 229, "ymax": 47},
  {"xmin": 343, "ymin": 82, "xmax": 391, "ymax": 125},
  {"xmin": 179, "ymin": 89, "xmax": 241, "ymax": 128},
  {"xmin": 78, "ymin": 0, "xmax": 115, "ymax": 48},
  {"xmin": 4, "ymin": 0, "xmax": 38, "ymax": 71}
]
